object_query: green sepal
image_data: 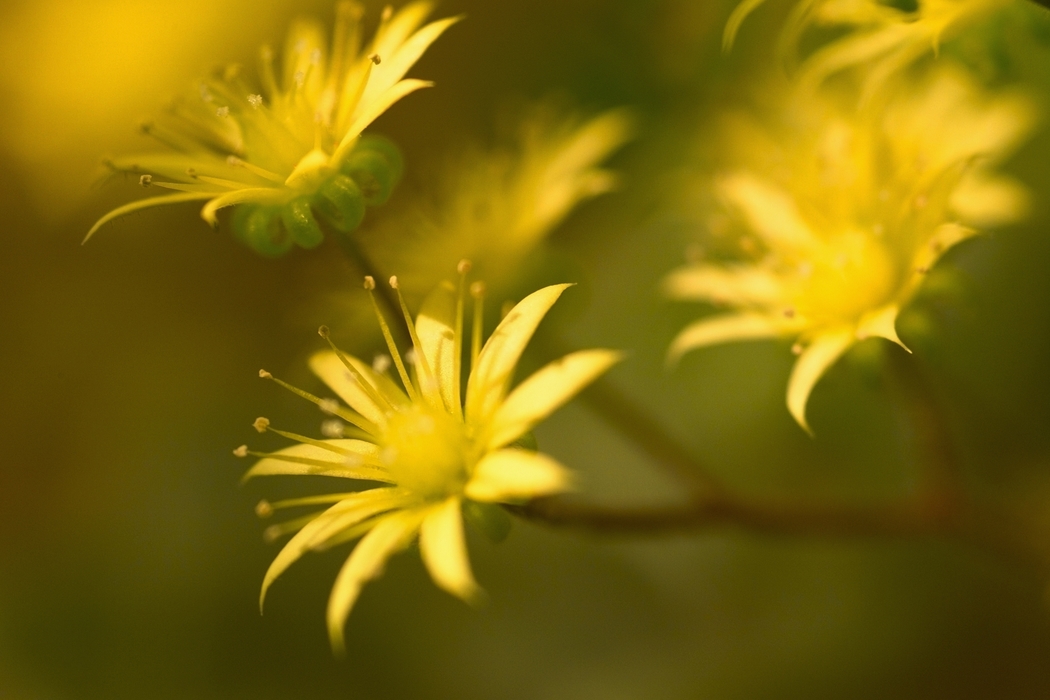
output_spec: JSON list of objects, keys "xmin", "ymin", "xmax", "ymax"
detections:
[
  {"xmin": 342, "ymin": 135, "xmax": 403, "ymax": 206},
  {"xmin": 231, "ymin": 204, "xmax": 293, "ymax": 258},
  {"xmin": 281, "ymin": 198, "xmax": 323, "ymax": 249},
  {"xmin": 315, "ymin": 174, "xmax": 366, "ymax": 233},
  {"xmin": 462, "ymin": 500, "xmax": 513, "ymax": 544}
]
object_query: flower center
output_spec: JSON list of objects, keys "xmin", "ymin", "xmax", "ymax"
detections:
[
  {"xmin": 790, "ymin": 229, "xmax": 898, "ymax": 324},
  {"xmin": 380, "ymin": 405, "xmax": 470, "ymax": 500}
]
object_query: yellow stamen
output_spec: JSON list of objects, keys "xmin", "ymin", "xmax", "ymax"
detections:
[
  {"xmin": 317, "ymin": 325, "xmax": 392, "ymax": 412},
  {"xmin": 389, "ymin": 276, "xmax": 438, "ymax": 404},
  {"xmin": 470, "ymin": 281, "xmax": 486, "ymax": 370},
  {"xmin": 363, "ymin": 278, "xmax": 419, "ymax": 402},
  {"xmin": 258, "ymin": 370, "xmax": 378, "ymax": 434}
]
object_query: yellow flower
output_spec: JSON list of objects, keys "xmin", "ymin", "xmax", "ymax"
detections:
[
  {"xmin": 239, "ymin": 265, "xmax": 621, "ymax": 653},
  {"xmin": 87, "ymin": 2, "xmax": 459, "ymax": 255},
  {"xmin": 665, "ymin": 66, "xmax": 1033, "ymax": 431},
  {"xmin": 725, "ymin": 0, "xmax": 1009, "ymax": 102},
  {"xmin": 365, "ymin": 102, "xmax": 635, "ymax": 298}
]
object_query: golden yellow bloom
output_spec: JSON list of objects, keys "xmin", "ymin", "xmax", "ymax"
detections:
[
  {"xmin": 725, "ymin": 0, "xmax": 1009, "ymax": 102},
  {"xmin": 665, "ymin": 66, "xmax": 1033, "ymax": 431},
  {"xmin": 239, "ymin": 266, "xmax": 621, "ymax": 653},
  {"xmin": 88, "ymin": 2, "xmax": 458, "ymax": 255},
  {"xmin": 365, "ymin": 102, "xmax": 634, "ymax": 297}
]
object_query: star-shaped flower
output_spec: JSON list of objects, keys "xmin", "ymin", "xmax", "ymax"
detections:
[
  {"xmin": 665, "ymin": 66, "xmax": 1034, "ymax": 431},
  {"xmin": 239, "ymin": 264, "xmax": 621, "ymax": 652},
  {"xmin": 88, "ymin": 2, "xmax": 458, "ymax": 255}
]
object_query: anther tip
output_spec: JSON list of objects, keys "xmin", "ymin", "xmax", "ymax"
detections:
[
  {"xmin": 255, "ymin": 500, "xmax": 274, "ymax": 518},
  {"xmin": 389, "ymin": 275, "xmax": 399, "ymax": 289},
  {"xmin": 318, "ymin": 325, "xmax": 330, "ymax": 338},
  {"xmin": 263, "ymin": 525, "xmax": 281, "ymax": 544},
  {"xmin": 319, "ymin": 398, "xmax": 339, "ymax": 415},
  {"xmin": 233, "ymin": 445, "xmax": 249, "ymax": 458},
  {"xmin": 369, "ymin": 53, "xmax": 382, "ymax": 65},
  {"xmin": 457, "ymin": 259, "xmax": 472, "ymax": 274},
  {"xmin": 253, "ymin": 417, "xmax": 271, "ymax": 433},
  {"xmin": 363, "ymin": 275, "xmax": 376, "ymax": 290},
  {"xmin": 139, "ymin": 174, "xmax": 153, "ymax": 188},
  {"xmin": 259, "ymin": 369, "xmax": 272, "ymax": 379},
  {"xmin": 470, "ymin": 281, "xmax": 487, "ymax": 298},
  {"xmin": 791, "ymin": 342, "xmax": 804, "ymax": 356}
]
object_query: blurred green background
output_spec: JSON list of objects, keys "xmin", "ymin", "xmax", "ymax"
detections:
[{"xmin": 4, "ymin": 0, "xmax": 1050, "ymax": 697}]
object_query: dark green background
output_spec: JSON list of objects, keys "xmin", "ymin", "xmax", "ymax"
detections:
[{"xmin": 3, "ymin": 0, "xmax": 1050, "ymax": 697}]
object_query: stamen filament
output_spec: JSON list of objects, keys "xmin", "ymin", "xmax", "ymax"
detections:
[
  {"xmin": 471, "ymin": 281, "xmax": 486, "ymax": 370},
  {"xmin": 363, "ymin": 278, "xmax": 419, "ymax": 402},
  {"xmin": 389, "ymin": 276, "xmax": 438, "ymax": 403},
  {"xmin": 259, "ymin": 370, "xmax": 378, "ymax": 435},
  {"xmin": 317, "ymin": 325, "xmax": 392, "ymax": 412},
  {"xmin": 453, "ymin": 260, "xmax": 471, "ymax": 417},
  {"xmin": 225, "ymin": 156, "xmax": 286, "ymax": 184}
]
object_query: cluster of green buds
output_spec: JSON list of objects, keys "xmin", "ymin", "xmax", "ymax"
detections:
[{"xmin": 229, "ymin": 134, "xmax": 403, "ymax": 256}]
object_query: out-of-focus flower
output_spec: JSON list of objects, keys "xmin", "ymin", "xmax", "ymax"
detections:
[
  {"xmin": 725, "ymin": 0, "xmax": 1010, "ymax": 102},
  {"xmin": 364, "ymin": 102, "xmax": 635, "ymax": 297},
  {"xmin": 239, "ymin": 266, "xmax": 621, "ymax": 652},
  {"xmin": 88, "ymin": 2, "xmax": 458, "ymax": 256},
  {"xmin": 665, "ymin": 66, "xmax": 1033, "ymax": 431}
]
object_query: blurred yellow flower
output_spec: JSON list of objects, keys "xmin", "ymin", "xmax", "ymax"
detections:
[
  {"xmin": 725, "ymin": 0, "xmax": 1009, "ymax": 102},
  {"xmin": 365, "ymin": 102, "xmax": 635, "ymax": 297},
  {"xmin": 88, "ymin": 1, "xmax": 458, "ymax": 255},
  {"xmin": 240, "ymin": 267, "xmax": 621, "ymax": 652},
  {"xmin": 665, "ymin": 66, "xmax": 1033, "ymax": 431}
]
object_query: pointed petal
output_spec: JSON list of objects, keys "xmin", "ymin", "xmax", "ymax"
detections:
[
  {"xmin": 309, "ymin": 351, "xmax": 408, "ymax": 425},
  {"xmin": 363, "ymin": 16, "xmax": 461, "ymax": 105},
  {"xmin": 332, "ymin": 79, "xmax": 434, "ymax": 164},
  {"xmin": 370, "ymin": 1, "xmax": 434, "ymax": 59},
  {"xmin": 787, "ymin": 327, "xmax": 855, "ymax": 434},
  {"xmin": 668, "ymin": 312, "xmax": 790, "ymax": 364},
  {"xmin": 84, "ymin": 192, "xmax": 217, "ymax": 242},
  {"xmin": 723, "ymin": 0, "xmax": 770, "ymax": 50},
  {"xmin": 485, "ymin": 349, "xmax": 623, "ymax": 451},
  {"xmin": 796, "ymin": 23, "xmax": 912, "ymax": 93},
  {"xmin": 465, "ymin": 284, "xmax": 572, "ymax": 426},
  {"xmin": 419, "ymin": 497, "xmax": 482, "ymax": 604},
  {"xmin": 719, "ymin": 173, "xmax": 819, "ymax": 252},
  {"xmin": 415, "ymin": 281, "xmax": 459, "ymax": 414},
  {"xmin": 241, "ymin": 441, "xmax": 390, "ymax": 482},
  {"xmin": 857, "ymin": 305, "xmax": 908, "ymax": 351},
  {"xmin": 951, "ymin": 174, "xmax": 1029, "ymax": 227},
  {"xmin": 260, "ymin": 488, "xmax": 410, "ymax": 611},
  {"xmin": 327, "ymin": 509, "xmax": 425, "ymax": 655},
  {"xmin": 465, "ymin": 449, "xmax": 574, "ymax": 503},
  {"xmin": 663, "ymin": 264, "xmax": 784, "ymax": 305},
  {"xmin": 200, "ymin": 187, "xmax": 287, "ymax": 227}
]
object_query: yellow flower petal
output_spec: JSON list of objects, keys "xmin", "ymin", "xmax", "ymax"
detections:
[
  {"xmin": 786, "ymin": 327, "xmax": 855, "ymax": 434},
  {"xmin": 415, "ymin": 281, "xmax": 459, "ymax": 414},
  {"xmin": 327, "ymin": 508, "xmax": 426, "ymax": 655},
  {"xmin": 663, "ymin": 265, "xmax": 784, "ymax": 306},
  {"xmin": 465, "ymin": 283, "xmax": 573, "ymax": 425},
  {"xmin": 84, "ymin": 192, "xmax": 217, "ymax": 242},
  {"xmin": 465, "ymin": 449, "xmax": 573, "ymax": 503},
  {"xmin": 856, "ymin": 304, "xmax": 907, "ymax": 351},
  {"xmin": 418, "ymin": 496, "xmax": 482, "ymax": 604},
  {"xmin": 667, "ymin": 312, "xmax": 790, "ymax": 365},
  {"xmin": 333, "ymin": 78, "xmax": 434, "ymax": 164},
  {"xmin": 719, "ymin": 173, "xmax": 819, "ymax": 252},
  {"xmin": 485, "ymin": 349, "xmax": 623, "ymax": 451},
  {"xmin": 200, "ymin": 187, "xmax": 287, "ymax": 227},
  {"xmin": 241, "ymin": 440, "xmax": 390, "ymax": 482},
  {"xmin": 309, "ymin": 350, "xmax": 407, "ymax": 426},
  {"xmin": 362, "ymin": 15, "xmax": 462, "ymax": 106},
  {"xmin": 260, "ymin": 487, "xmax": 410, "ymax": 612}
]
